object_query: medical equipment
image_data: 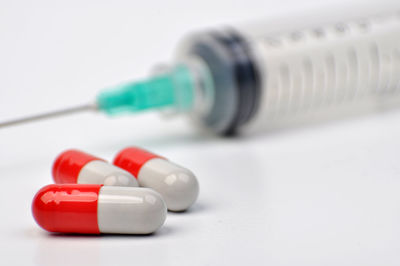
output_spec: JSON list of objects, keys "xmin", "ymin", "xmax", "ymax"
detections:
[
  {"xmin": 114, "ymin": 147, "xmax": 199, "ymax": 211},
  {"xmin": 2, "ymin": 11, "xmax": 400, "ymax": 135},
  {"xmin": 52, "ymin": 148, "xmax": 199, "ymax": 211},
  {"xmin": 52, "ymin": 149, "xmax": 138, "ymax": 187},
  {"xmin": 32, "ymin": 184, "xmax": 167, "ymax": 234}
]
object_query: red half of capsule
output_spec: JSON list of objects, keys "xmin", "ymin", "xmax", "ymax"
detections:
[
  {"xmin": 52, "ymin": 149, "xmax": 103, "ymax": 184},
  {"xmin": 32, "ymin": 184, "xmax": 102, "ymax": 234},
  {"xmin": 113, "ymin": 147, "xmax": 164, "ymax": 177}
]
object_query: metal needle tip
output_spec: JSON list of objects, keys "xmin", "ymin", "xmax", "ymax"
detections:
[{"xmin": 0, "ymin": 103, "xmax": 98, "ymax": 129}]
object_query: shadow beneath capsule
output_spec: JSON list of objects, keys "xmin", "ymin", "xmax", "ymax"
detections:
[
  {"xmin": 168, "ymin": 201, "xmax": 210, "ymax": 215},
  {"xmin": 99, "ymin": 224, "xmax": 175, "ymax": 238},
  {"xmin": 25, "ymin": 224, "xmax": 177, "ymax": 239}
]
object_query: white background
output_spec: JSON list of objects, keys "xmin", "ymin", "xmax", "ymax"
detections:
[{"xmin": 1, "ymin": 0, "xmax": 400, "ymax": 265}]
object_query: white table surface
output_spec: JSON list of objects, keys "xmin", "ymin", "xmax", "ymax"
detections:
[{"xmin": 1, "ymin": 1, "xmax": 400, "ymax": 265}]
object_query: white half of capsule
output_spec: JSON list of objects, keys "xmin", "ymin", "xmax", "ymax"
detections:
[
  {"xmin": 78, "ymin": 160, "xmax": 138, "ymax": 187},
  {"xmin": 138, "ymin": 158, "xmax": 199, "ymax": 212},
  {"xmin": 97, "ymin": 186, "xmax": 167, "ymax": 234}
]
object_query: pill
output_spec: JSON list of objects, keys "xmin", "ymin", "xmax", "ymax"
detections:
[
  {"xmin": 52, "ymin": 149, "xmax": 138, "ymax": 187},
  {"xmin": 113, "ymin": 147, "xmax": 199, "ymax": 212},
  {"xmin": 32, "ymin": 184, "xmax": 167, "ymax": 234}
]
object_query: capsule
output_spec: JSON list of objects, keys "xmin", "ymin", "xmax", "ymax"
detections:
[
  {"xmin": 32, "ymin": 184, "xmax": 167, "ymax": 234},
  {"xmin": 52, "ymin": 149, "xmax": 138, "ymax": 187},
  {"xmin": 113, "ymin": 147, "xmax": 199, "ymax": 211}
]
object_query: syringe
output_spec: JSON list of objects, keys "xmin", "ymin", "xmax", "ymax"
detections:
[{"xmin": 1, "ymin": 11, "xmax": 400, "ymax": 135}]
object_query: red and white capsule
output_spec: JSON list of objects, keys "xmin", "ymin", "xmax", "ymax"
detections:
[
  {"xmin": 52, "ymin": 149, "xmax": 138, "ymax": 187},
  {"xmin": 32, "ymin": 184, "xmax": 167, "ymax": 234},
  {"xmin": 114, "ymin": 147, "xmax": 199, "ymax": 212}
]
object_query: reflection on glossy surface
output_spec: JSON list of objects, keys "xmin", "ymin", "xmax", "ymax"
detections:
[
  {"xmin": 97, "ymin": 186, "xmax": 167, "ymax": 234},
  {"xmin": 32, "ymin": 184, "xmax": 167, "ymax": 234},
  {"xmin": 139, "ymin": 159, "xmax": 199, "ymax": 212},
  {"xmin": 114, "ymin": 147, "xmax": 200, "ymax": 211},
  {"xmin": 32, "ymin": 184, "xmax": 101, "ymax": 234}
]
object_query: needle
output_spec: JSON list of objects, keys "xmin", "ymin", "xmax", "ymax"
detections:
[{"xmin": 0, "ymin": 103, "xmax": 98, "ymax": 129}]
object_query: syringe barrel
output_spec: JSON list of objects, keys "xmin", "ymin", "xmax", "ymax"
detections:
[{"xmin": 178, "ymin": 12, "xmax": 400, "ymax": 135}]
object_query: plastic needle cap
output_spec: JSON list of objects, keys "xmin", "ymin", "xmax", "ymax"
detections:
[{"xmin": 96, "ymin": 65, "xmax": 194, "ymax": 115}]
